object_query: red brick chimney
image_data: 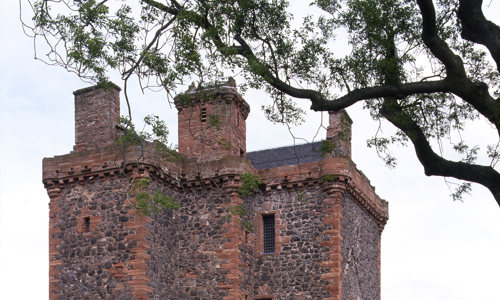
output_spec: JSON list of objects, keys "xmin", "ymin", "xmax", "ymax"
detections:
[
  {"xmin": 326, "ymin": 110, "xmax": 352, "ymax": 158},
  {"xmin": 174, "ymin": 78, "xmax": 250, "ymax": 161},
  {"xmin": 73, "ymin": 83, "xmax": 121, "ymax": 151}
]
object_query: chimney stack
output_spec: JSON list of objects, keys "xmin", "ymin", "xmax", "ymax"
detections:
[
  {"xmin": 326, "ymin": 110, "xmax": 352, "ymax": 158},
  {"xmin": 73, "ymin": 83, "xmax": 121, "ymax": 151}
]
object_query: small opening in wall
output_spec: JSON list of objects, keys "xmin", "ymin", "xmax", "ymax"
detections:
[
  {"xmin": 240, "ymin": 149, "xmax": 245, "ymax": 157},
  {"xmin": 84, "ymin": 217, "xmax": 90, "ymax": 233},
  {"xmin": 237, "ymin": 111, "xmax": 240, "ymax": 126},
  {"xmin": 200, "ymin": 107, "xmax": 207, "ymax": 122},
  {"xmin": 262, "ymin": 214, "xmax": 275, "ymax": 254}
]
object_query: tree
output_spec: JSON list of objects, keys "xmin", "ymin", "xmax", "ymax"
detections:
[{"xmin": 22, "ymin": 0, "xmax": 500, "ymax": 206}]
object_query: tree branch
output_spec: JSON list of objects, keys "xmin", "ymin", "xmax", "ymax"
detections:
[
  {"xmin": 309, "ymin": 80, "xmax": 451, "ymax": 111},
  {"xmin": 416, "ymin": 0, "xmax": 467, "ymax": 78},
  {"xmin": 380, "ymin": 98, "xmax": 500, "ymax": 206},
  {"xmin": 458, "ymin": 0, "xmax": 500, "ymax": 71},
  {"xmin": 417, "ymin": 0, "xmax": 500, "ymax": 135}
]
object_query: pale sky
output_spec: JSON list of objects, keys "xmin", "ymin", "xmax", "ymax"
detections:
[{"xmin": 0, "ymin": 1, "xmax": 499, "ymax": 299}]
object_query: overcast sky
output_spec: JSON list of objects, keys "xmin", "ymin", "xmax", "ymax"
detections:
[{"xmin": 1, "ymin": 1, "xmax": 499, "ymax": 299}]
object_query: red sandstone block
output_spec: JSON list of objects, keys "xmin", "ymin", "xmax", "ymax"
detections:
[
  {"xmin": 218, "ymin": 250, "xmax": 239, "ymax": 258},
  {"xmin": 320, "ymin": 241, "xmax": 334, "ymax": 247},
  {"xmin": 322, "ymin": 217, "xmax": 337, "ymax": 225},
  {"xmin": 128, "ymin": 269, "xmax": 147, "ymax": 277},
  {"xmin": 221, "ymin": 262, "xmax": 240, "ymax": 270},
  {"xmin": 131, "ymin": 261, "xmax": 148, "ymax": 269},
  {"xmin": 278, "ymin": 236, "xmax": 290, "ymax": 243},
  {"xmin": 320, "ymin": 261, "xmax": 334, "ymax": 268},
  {"xmin": 128, "ymin": 279, "xmax": 148, "ymax": 286},
  {"xmin": 49, "ymin": 259, "xmax": 62, "ymax": 267},
  {"xmin": 331, "ymin": 236, "xmax": 343, "ymax": 244},
  {"xmin": 324, "ymin": 229, "xmax": 341, "ymax": 235},
  {"xmin": 321, "ymin": 272, "xmax": 336, "ymax": 281},
  {"xmin": 217, "ymin": 283, "xmax": 233, "ymax": 289}
]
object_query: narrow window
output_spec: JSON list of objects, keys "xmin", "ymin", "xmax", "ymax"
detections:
[
  {"xmin": 240, "ymin": 148, "xmax": 245, "ymax": 157},
  {"xmin": 237, "ymin": 111, "xmax": 240, "ymax": 126},
  {"xmin": 200, "ymin": 107, "xmax": 207, "ymax": 122},
  {"xmin": 263, "ymin": 215, "xmax": 275, "ymax": 253},
  {"xmin": 84, "ymin": 217, "xmax": 90, "ymax": 233}
]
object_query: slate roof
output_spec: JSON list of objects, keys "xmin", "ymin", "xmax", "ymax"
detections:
[{"xmin": 247, "ymin": 141, "xmax": 324, "ymax": 170}]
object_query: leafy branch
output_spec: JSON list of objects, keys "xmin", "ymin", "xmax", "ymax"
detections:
[
  {"xmin": 227, "ymin": 203, "xmax": 254, "ymax": 232},
  {"xmin": 238, "ymin": 172, "xmax": 262, "ymax": 196},
  {"xmin": 129, "ymin": 178, "xmax": 180, "ymax": 216}
]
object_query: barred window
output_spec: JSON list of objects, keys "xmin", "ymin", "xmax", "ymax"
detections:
[{"xmin": 263, "ymin": 215, "xmax": 275, "ymax": 253}]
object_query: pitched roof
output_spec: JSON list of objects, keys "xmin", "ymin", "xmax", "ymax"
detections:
[{"xmin": 247, "ymin": 141, "xmax": 324, "ymax": 170}]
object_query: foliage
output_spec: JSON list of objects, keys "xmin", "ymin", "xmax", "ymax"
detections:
[
  {"xmin": 319, "ymin": 140, "xmax": 336, "ymax": 157},
  {"xmin": 296, "ymin": 190, "xmax": 308, "ymax": 203},
  {"xmin": 129, "ymin": 178, "xmax": 180, "ymax": 216},
  {"xmin": 216, "ymin": 138, "xmax": 232, "ymax": 150},
  {"xmin": 228, "ymin": 203, "xmax": 254, "ymax": 232},
  {"xmin": 118, "ymin": 114, "xmax": 180, "ymax": 162},
  {"xmin": 22, "ymin": 0, "xmax": 500, "ymax": 205},
  {"xmin": 208, "ymin": 115, "xmax": 221, "ymax": 130},
  {"xmin": 321, "ymin": 174, "xmax": 338, "ymax": 183},
  {"xmin": 238, "ymin": 172, "xmax": 262, "ymax": 196}
]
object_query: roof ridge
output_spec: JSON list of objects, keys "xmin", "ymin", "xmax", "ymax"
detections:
[{"xmin": 247, "ymin": 140, "xmax": 323, "ymax": 154}]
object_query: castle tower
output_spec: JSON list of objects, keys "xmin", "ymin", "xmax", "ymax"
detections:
[
  {"xmin": 43, "ymin": 83, "xmax": 388, "ymax": 300},
  {"xmin": 174, "ymin": 78, "xmax": 250, "ymax": 161}
]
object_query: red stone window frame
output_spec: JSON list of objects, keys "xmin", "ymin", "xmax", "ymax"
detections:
[{"xmin": 255, "ymin": 210, "xmax": 283, "ymax": 256}]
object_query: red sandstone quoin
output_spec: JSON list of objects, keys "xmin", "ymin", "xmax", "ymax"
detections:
[{"xmin": 43, "ymin": 80, "xmax": 388, "ymax": 299}]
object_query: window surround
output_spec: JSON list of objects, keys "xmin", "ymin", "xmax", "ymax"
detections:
[{"xmin": 255, "ymin": 210, "xmax": 282, "ymax": 256}]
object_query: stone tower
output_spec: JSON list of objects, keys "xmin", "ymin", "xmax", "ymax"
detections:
[
  {"xmin": 43, "ymin": 81, "xmax": 388, "ymax": 299},
  {"xmin": 174, "ymin": 78, "xmax": 250, "ymax": 161}
]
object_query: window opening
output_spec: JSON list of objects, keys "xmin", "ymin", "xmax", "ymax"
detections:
[
  {"xmin": 263, "ymin": 215, "xmax": 275, "ymax": 253},
  {"xmin": 84, "ymin": 217, "xmax": 90, "ymax": 233},
  {"xmin": 200, "ymin": 107, "xmax": 207, "ymax": 122}
]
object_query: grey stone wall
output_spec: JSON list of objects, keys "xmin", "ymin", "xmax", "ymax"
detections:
[
  {"xmin": 51, "ymin": 176, "xmax": 135, "ymax": 299},
  {"xmin": 341, "ymin": 193, "xmax": 381, "ymax": 300},
  {"xmin": 146, "ymin": 187, "xmax": 232, "ymax": 299},
  {"xmin": 51, "ymin": 178, "xmax": 382, "ymax": 299},
  {"xmin": 245, "ymin": 188, "xmax": 332, "ymax": 299}
]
